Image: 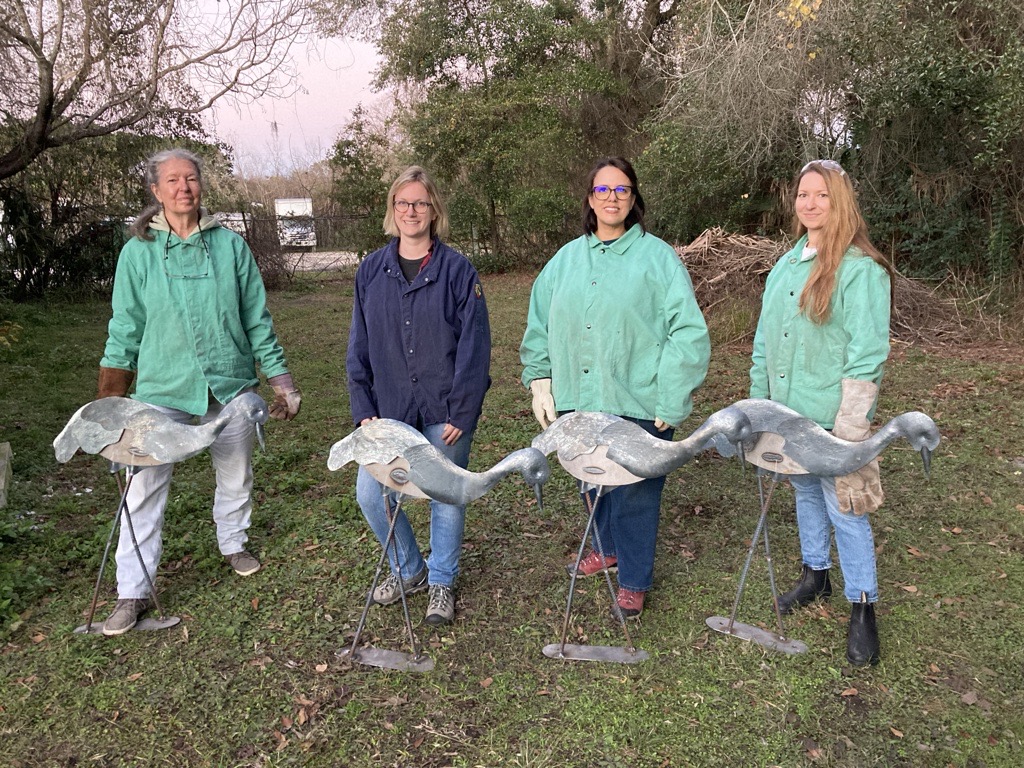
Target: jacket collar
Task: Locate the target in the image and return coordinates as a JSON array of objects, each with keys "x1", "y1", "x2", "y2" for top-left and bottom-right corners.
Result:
[
  {"x1": 150, "y1": 208, "x2": 221, "y2": 239},
  {"x1": 586, "y1": 223, "x2": 645, "y2": 253},
  {"x1": 384, "y1": 236, "x2": 444, "y2": 282}
]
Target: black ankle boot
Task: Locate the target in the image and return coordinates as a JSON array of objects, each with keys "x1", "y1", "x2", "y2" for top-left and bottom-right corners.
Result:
[
  {"x1": 847, "y1": 594, "x2": 880, "y2": 666},
  {"x1": 776, "y1": 565, "x2": 832, "y2": 614}
]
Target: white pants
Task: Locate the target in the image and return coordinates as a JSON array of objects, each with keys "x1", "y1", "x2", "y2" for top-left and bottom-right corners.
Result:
[{"x1": 114, "y1": 399, "x2": 256, "y2": 598}]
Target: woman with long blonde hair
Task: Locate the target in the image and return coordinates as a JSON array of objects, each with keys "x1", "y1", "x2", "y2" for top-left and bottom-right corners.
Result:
[{"x1": 750, "y1": 159, "x2": 893, "y2": 666}]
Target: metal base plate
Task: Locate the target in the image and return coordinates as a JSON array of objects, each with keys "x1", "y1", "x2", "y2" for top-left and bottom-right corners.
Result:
[
  {"x1": 337, "y1": 646, "x2": 434, "y2": 673},
  {"x1": 705, "y1": 616, "x2": 808, "y2": 655},
  {"x1": 542, "y1": 643, "x2": 649, "y2": 664},
  {"x1": 73, "y1": 616, "x2": 181, "y2": 635}
]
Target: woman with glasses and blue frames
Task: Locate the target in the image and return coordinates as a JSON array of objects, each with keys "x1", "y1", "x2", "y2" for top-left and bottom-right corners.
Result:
[
  {"x1": 750, "y1": 159, "x2": 894, "y2": 665},
  {"x1": 520, "y1": 156, "x2": 710, "y2": 621},
  {"x1": 96, "y1": 148, "x2": 301, "y2": 635},
  {"x1": 346, "y1": 166, "x2": 491, "y2": 627}
]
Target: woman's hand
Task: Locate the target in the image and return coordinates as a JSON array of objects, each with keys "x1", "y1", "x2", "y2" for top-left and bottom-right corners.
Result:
[{"x1": 441, "y1": 423, "x2": 463, "y2": 445}]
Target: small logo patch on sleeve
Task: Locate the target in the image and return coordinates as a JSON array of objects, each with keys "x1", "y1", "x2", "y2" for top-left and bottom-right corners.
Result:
[{"x1": 474, "y1": 282, "x2": 483, "y2": 298}]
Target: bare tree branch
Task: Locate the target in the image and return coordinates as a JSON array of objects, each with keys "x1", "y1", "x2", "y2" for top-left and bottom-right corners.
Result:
[{"x1": 0, "y1": 0, "x2": 317, "y2": 180}]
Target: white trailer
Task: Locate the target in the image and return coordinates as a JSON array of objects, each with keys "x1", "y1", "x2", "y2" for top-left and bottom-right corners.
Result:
[{"x1": 274, "y1": 197, "x2": 316, "y2": 248}]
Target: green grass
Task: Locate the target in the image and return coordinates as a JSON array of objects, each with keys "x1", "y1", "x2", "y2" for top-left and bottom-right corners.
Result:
[{"x1": 1, "y1": 273, "x2": 1023, "y2": 767}]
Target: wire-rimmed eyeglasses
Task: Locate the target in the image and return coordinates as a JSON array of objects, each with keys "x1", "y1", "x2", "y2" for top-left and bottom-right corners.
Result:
[
  {"x1": 162, "y1": 227, "x2": 210, "y2": 279},
  {"x1": 591, "y1": 184, "x2": 634, "y2": 201},
  {"x1": 393, "y1": 200, "x2": 433, "y2": 213},
  {"x1": 801, "y1": 159, "x2": 846, "y2": 177}
]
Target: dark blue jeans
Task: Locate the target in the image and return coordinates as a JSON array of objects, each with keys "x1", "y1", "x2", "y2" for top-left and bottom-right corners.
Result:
[{"x1": 584, "y1": 417, "x2": 673, "y2": 593}]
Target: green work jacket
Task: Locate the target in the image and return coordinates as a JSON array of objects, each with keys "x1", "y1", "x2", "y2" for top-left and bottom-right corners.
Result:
[
  {"x1": 101, "y1": 216, "x2": 289, "y2": 416},
  {"x1": 750, "y1": 236, "x2": 891, "y2": 428},
  {"x1": 520, "y1": 224, "x2": 710, "y2": 426}
]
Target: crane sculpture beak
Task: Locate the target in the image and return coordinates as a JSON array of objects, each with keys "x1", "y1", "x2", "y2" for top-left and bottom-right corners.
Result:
[
  {"x1": 920, "y1": 446, "x2": 932, "y2": 479},
  {"x1": 256, "y1": 422, "x2": 266, "y2": 452},
  {"x1": 533, "y1": 483, "x2": 544, "y2": 514}
]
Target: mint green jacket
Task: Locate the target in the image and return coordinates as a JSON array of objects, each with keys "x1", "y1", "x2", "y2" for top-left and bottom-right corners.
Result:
[
  {"x1": 101, "y1": 216, "x2": 289, "y2": 416},
  {"x1": 520, "y1": 224, "x2": 710, "y2": 426},
  {"x1": 750, "y1": 236, "x2": 891, "y2": 428}
]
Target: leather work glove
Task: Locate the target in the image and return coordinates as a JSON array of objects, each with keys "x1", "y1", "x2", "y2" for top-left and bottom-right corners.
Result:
[
  {"x1": 267, "y1": 373, "x2": 302, "y2": 421},
  {"x1": 832, "y1": 378, "x2": 885, "y2": 515},
  {"x1": 529, "y1": 378, "x2": 557, "y2": 429},
  {"x1": 97, "y1": 367, "x2": 135, "y2": 399}
]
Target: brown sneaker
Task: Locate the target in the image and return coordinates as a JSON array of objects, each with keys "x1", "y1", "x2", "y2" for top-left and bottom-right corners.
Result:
[
  {"x1": 565, "y1": 550, "x2": 618, "y2": 578},
  {"x1": 226, "y1": 550, "x2": 261, "y2": 576},
  {"x1": 610, "y1": 588, "x2": 645, "y2": 621},
  {"x1": 102, "y1": 598, "x2": 151, "y2": 636}
]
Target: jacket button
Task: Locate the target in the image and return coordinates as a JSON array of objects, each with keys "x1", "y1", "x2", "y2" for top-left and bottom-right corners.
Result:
[
  {"x1": 583, "y1": 368, "x2": 589, "y2": 374},
  {"x1": 408, "y1": 349, "x2": 414, "y2": 354},
  {"x1": 411, "y1": 377, "x2": 417, "y2": 383},
  {"x1": 586, "y1": 324, "x2": 591, "y2": 330}
]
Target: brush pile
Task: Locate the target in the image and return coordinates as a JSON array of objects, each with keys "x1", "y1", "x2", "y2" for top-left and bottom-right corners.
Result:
[{"x1": 677, "y1": 228, "x2": 992, "y2": 346}]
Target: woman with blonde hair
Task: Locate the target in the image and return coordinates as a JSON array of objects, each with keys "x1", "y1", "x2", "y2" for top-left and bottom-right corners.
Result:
[
  {"x1": 750, "y1": 159, "x2": 894, "y2": 665},
  {"x1": 346, "y1": 166, "x2": 491, "y2": 626}
]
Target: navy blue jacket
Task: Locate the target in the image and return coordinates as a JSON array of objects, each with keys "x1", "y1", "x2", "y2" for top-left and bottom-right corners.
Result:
[{"x1": 346, "y1": 237, "x2": 491, "y2": 433}]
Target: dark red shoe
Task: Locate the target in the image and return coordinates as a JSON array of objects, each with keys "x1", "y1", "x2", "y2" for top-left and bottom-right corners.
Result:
[
  {"x1": 565, "y1": 550, "x2": 617, "y2": 578},
  {"x1": 611, "y1": 588, "x2": 645, "y2": 621}
]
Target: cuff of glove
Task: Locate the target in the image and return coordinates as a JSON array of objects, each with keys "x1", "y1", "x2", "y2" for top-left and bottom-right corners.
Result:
[
  {"x1": 833, "y1": 378, "x2": 878, "y2": 441},
  {"x1": 97, "y1": 367, "x2": 135, "y2": 399}
]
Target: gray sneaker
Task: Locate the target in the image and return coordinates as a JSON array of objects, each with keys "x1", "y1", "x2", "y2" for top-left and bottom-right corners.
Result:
[
  {"x1": 102, "y1": 598, "x2": 150, "y2": 636},
  {"x1": 372, "y1": 566, "x2": 428, "y2": 605},
  {"x1": 226, "y1": 550, "x2": 261, "y2": 576},
  {"x1": 424, "y1": 584, "x2": 455, "y2": 626}
]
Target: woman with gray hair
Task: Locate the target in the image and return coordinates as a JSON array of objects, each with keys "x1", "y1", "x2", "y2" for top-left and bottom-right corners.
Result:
[
  {"x1": 346, "y1": 165, "x2": 491, "y2": 626},
  {"x1": 97, "y1": 148, "x2": 301, "y2": 635}
]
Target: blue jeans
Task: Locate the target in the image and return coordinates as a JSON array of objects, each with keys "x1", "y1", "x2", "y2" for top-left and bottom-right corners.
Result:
[
  {"x1": 355, "y1": 423, "x2": 473, "y2": 588},
  {"x1": 585, "y1": 417, "x2": 672, "y2": 593},
  {"x1": 788, "y1": 473, "x2": 878, "y2": 603}
]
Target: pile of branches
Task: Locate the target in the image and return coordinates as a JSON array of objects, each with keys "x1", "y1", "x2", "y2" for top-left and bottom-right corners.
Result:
[{"x1": 678, "y1": 227, "x2": 990, "y2": 346}]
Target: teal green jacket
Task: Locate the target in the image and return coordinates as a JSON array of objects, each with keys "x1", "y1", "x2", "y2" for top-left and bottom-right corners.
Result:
[
  {"x1": 750, "y1": 236, "x2": 891, "y2": 428},
  {"x1": 520, "y1": 224, "x2": 710, "y2": 426},
  {"x1": 101, "y1": 215, "x2": 289, "y2": 416}
]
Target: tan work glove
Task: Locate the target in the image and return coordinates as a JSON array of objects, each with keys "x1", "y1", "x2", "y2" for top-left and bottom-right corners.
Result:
[
  {"x1": 97, "y1": 367, "x2": 135, "y2": 399},
  {"x1": 832, "y1": 378, "x2": 885, "y2": 515},
  {"x1": 267, "y1": 373, "x2": 302, "y2": 421},
  {"x1": 529, "y1": 378, "x2": 557, "y2": 429}
]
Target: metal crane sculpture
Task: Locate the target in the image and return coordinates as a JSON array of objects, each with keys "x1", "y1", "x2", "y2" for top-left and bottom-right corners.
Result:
[
  {"x1": 532, "y1": 408, "x2": 755, "y2": 663},
  {"x1": 703, "y1": 398, "x2": 940, "y2": 655},
  {"x1": 53, "y1": 393, "x2": 269, "y2": 634},
  {"x1": 601, "y1": 404, "x2": 754, "y2": 478},
  {"x1": 328, "y1": 418, "x2": 551, "y2": 672},
  {"x1": 531, "y1": 411, "x2": 655, "y2": 664}
]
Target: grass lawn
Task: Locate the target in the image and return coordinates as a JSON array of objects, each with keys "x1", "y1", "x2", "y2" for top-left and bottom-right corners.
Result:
[{"x1": 1, "y1": 269, "x2": 1022, "y2": 767}]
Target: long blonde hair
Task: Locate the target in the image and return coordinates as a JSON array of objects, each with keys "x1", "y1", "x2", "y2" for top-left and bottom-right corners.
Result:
[{"x1": 794, "y1": 161, "x2": 893, "y2": 323}]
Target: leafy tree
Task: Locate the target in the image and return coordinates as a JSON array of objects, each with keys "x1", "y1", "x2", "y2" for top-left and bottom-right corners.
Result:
[
  {"x1": 326, "y1": 0, "x2": 682, "y2": 267},
  {"x1": 655, "y1": 0, "x2": 1024, "y2": 277}
]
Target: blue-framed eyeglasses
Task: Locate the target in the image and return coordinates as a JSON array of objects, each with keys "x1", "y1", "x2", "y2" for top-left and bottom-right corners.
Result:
[
  {"x1": 801, "y1": 159, "x2": 846, "y2": 177},
  {"x1": 591, "y1": 184, "x2": 634, "y2": 200},
  {"x1": 162, "y1": 227, "x2": 210, "y2": 279},
  {"x1": 393, "y1": 200, "x2": 433, "y2": 213}
]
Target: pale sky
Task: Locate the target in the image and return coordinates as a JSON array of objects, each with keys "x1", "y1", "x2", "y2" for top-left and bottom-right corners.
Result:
[{"x1": 208, "y1": 37, "x2": 382, "y2": 174}]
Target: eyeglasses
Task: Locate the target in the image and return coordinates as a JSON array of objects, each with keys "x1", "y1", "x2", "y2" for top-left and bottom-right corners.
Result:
[
  {"x1": 801, "y1": 159, "x2": 846, "y2": 177},
  {"x1": 393, "y1": 200, "x2": 433, "y2": 213},
  {"x1": 591, "y1": 184, "x2": 634, "y2": 201},
  {"x1": 162, "y1": 228, "x2": 210, "y2": 279}
]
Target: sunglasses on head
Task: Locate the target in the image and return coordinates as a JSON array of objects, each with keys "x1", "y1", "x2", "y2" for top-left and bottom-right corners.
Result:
[{"x1": 801, "y1": 159, "x2": 846, "y2": 177}]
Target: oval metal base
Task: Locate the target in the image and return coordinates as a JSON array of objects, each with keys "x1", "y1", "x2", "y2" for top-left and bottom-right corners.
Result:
[
  {"x1": 542, "y1": 643, "x2": 649, "y2": 664},
  {"x1": 705, "y1": 616, "x2": 808, "y2": 655},
  {"x1": 74, "y1": 616, "x2": 181, "y2": 635},
  {"x1": 338, "y1": 646, "x2": 434, "y2": 673}
]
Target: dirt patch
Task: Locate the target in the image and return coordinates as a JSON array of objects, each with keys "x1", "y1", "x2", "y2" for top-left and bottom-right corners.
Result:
[{"x1": 288, "y1": 251, "x2": 359, "y2": 272}]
